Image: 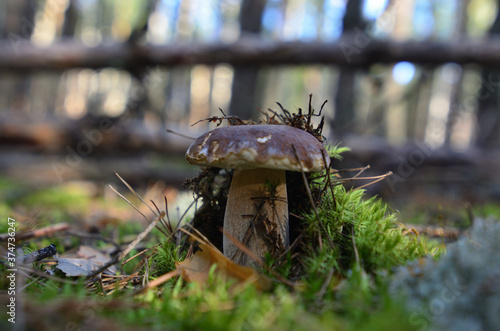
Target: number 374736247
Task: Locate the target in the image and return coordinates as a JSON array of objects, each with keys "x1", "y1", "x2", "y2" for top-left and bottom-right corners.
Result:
[{"x1": 7, "y1": 217, "x2": 16, "y2": 268}]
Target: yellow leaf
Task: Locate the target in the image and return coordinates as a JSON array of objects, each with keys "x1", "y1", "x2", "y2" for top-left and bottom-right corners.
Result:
[{"x1": 176, "y1": 243, "x2": 272, "y2": 291}]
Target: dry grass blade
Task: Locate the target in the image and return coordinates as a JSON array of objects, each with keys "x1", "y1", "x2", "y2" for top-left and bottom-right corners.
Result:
[
  {"x1": 315, "y1": 266, "x2": 335, "y2": 304},
  {"x1": 122, "y1": 244, "x2": 160, "y2": 266},
  {"x1": 115, "y1": 172, "x2": 158, "y2": 217},
  {"x1": 134, "y1": 269, "x2": 181, "y2": 295},
  {"x1": 351, "y1": 165, "x2": 370, "y2": 179},
  {"x1": 219, "y1": 228, "x2": 264, "y2": 266},
  {"x1": 118, "y1": 211, "x2": 165, "y2": 261},
  {"x1": 351, "y1": 171, "x2": 393, "y2": 191},
  {"x1": 0, "y1": 223, "x2": 69, "y2": 242},
  {"x1": 166, "y1": 128, "x2": 196, "y2": 140},
  {"x1": 178, "y1": 228, "x2": 273, "y2": 291},
  {"x1": 134, "y1": 226, "x2": 275, "y2": 295},
  {"x1": 291, "y1": 144, "x2": 335, "y2": 251},
  {"x1": 181, "y1": 225, "x2": 218, "y2": 251},
  {"x1": 108, "y1": 184, "x2": 151, "y2": 224},
  {"x1": 221, "y1": 229, "x2": 297, "y2": 288},
  {"x1": 86, "y1": 255, "x2": 120, "y2": 279}
]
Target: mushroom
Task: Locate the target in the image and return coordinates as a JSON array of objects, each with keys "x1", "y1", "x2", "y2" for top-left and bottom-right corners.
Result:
[{"x1": 186, "y1": 124, "x2": 330, "y2": 266}]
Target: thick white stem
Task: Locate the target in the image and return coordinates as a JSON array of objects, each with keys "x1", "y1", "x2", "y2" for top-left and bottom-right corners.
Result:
[{"x1": 223, "y1": 168, "x2": 289, "y2": 266}]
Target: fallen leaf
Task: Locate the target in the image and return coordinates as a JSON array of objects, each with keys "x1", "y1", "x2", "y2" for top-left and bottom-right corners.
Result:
[
  {"x1": 55, "y1": 246, "x2": 117, "y2": 276},
  {"x1": 176, "y1": 243, "x2": 272, "y2": 291}
]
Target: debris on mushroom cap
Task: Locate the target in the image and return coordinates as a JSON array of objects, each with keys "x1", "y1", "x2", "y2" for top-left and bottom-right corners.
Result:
[{"x1": 186, "y1": 124, "x2": 330, "y2": 172}]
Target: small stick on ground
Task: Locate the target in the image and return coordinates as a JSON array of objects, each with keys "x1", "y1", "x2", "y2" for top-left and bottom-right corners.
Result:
[
  {"x1": 118, "y1": 211, "x2": 165, "y2": 261},
  {"x1": 0, "y1": 223, "x2": 69, "y2": 242},
  {"x1": 18, "y1": 244, "x2": 57, "y2": 265}
]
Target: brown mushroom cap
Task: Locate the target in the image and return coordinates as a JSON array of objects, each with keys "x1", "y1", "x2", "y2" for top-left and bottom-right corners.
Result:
[{"x1": 186, "y1": 124, "x2": 330, "y2": 172}]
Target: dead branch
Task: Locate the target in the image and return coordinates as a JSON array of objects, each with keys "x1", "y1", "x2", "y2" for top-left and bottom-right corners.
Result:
[
  {"x1": 0, "y1": 223, "x2": 69, "y2": 242},
  {"x1": 3, "y1": 34, "x2": 500, "y2": 72}
]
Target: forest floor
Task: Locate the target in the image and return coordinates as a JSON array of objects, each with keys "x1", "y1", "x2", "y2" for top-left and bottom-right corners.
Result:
[{"x1": 0, "y1": 170, "x2": 499, "y2": 331}]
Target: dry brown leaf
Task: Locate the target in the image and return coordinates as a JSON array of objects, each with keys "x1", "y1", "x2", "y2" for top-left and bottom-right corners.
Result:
[
  {"x1": 55, "y1": 246, "x2": 117, "y2": 276},
  {"x1": 176, "y1": 243, "x2": 272, "y2": 291}
]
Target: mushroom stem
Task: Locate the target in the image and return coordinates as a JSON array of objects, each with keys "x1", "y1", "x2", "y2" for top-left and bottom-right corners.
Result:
[{"x1": 223, "y1": 168, "x2": 289, "y2": 266}]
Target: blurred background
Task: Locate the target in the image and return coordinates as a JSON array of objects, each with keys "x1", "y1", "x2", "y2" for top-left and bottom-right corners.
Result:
[{"x1": 0, "y1": 0, "x2": 499, "y2": 220}]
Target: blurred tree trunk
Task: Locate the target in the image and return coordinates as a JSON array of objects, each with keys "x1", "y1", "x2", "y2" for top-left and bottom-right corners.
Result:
[
  {"x1": 332, "y1": 0, "x2": 365, "y2": 137},
  {"x1": 62, "y1": 0, "x2": 78, "y2": 39},
  {"x1": 476, "y1": 0, "x2": 500, "y2": 148},
  {"x1": 125, "y1": 0, "x2": 159, "y2": 121},
  {"x1": 412, "y1": 68, "x2": 433, "y2": 141},
  {"x1": 0, "y1": 0, "x2": 36, "y2": 114},
  {"x1": 228, "y1": 0, "x2": 266, "y2": 120},
  {"x1": 444, "y1": 0, "x2": 469, "y2": 146}
]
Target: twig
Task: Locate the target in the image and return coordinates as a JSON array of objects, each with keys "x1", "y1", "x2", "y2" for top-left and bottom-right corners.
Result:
[
  {"x1": 166, "y1": 129, "x2": 196, "y2": 140},
  {"x1": 351, "y1": 226, "x2": 360, "y2": 266},
  {"x1": 133, "y1": 269, "x2": 180, "y2": 295},
  {"x1": 122, "y1": 244, "x2": 160, "y2": 266},
  {"x1": 315, "y1": 267, "x2": 335, "y2": 304},
  {"x1": 108, "y1": 185, "x2": 151, "y2": 224},
  {"x1": 0, "y1": 223, "x2": 69, "y2": 242},
  {"x1": 291, "y1": 145, "x2": 335, "y2": 251},
  {"x1": 18, "y1": 244, "x2": 57, "y2": 265},
  {"x1": 115, "y1": 172, "x2": 158, "y2": 217},
  {"x1": 221, "y1": 228, "x2": 297, "y2": 288},
  {"x1": 400, "y1": 224, "x2": 462, "y2": 240},
  {"x1": 118, "y1": 211, "x2": 165, "y2": 261},
  {"x1": 351, "y1": 172, "x2": 393, "y2": 191},
  {"x1": 86, "y1": 254, "x2": 121, "y2": 279}
]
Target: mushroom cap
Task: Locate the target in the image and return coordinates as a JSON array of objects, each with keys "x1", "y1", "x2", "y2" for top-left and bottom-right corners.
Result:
[{"x1": 186, "y1": 124, "x2": 330, "y2": 172}]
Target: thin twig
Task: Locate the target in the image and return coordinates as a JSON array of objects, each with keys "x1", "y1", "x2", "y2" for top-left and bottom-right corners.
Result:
[
  {"x1": 108, "y1": 185, "x2": 151, "y2": 224},
  {"x1": 0, "y1": 223, "x2": 69, "y2": 242},
  {"x1": 133, "y1": 269, "x2": 180, "y2": 295},
  {"x1": 291, "y1": 145, "x2": 335, "y2": 251},
  {"x1": 122, "y1": 244, "x2": 160, "y2": 266},
  {"x1": 166, "y1": 129, "x2": 196, "y2": 140},
  {"x1": 86, "y1": 254, "x2": 121, "y2": 279},
  {"x1": 315, "y1": 267, "x2": 335, "y2": 304},
  {"x1": 351, "y1": 226, "x2": 360, "y2": 266},
  {"x1": 118, "y1": 211, "x2": 165, "y2": 261},
  {"x1": 18, "y1": 244, "x2": 57, "y2": 264},
  {"x1": 115, "y1": 172, "x2": 158, "y2": 217},
  {"x1": 351, "y1": 172, "x2": 393, "y2": 191},
  {"x1": 221, "y1": 228, "x2": 297, "y2": 288}
]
